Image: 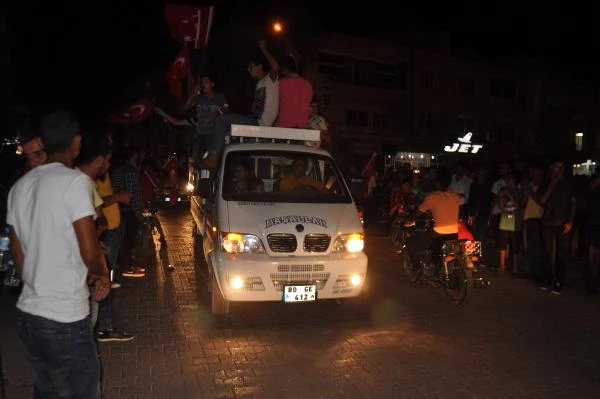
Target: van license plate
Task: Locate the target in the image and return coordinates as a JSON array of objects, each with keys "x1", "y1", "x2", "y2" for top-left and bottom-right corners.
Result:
[{"x1": 283, "y1": 285, "x2": 317, "y2": 303}]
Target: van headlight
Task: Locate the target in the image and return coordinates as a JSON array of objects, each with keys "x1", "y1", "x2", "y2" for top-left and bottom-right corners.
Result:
[
  {"x1": 332, "y1": 233, "x2": 364, "y2": 253},
  {"x1": 221, "y1": 233, "x2": 265, "y2": 254}
]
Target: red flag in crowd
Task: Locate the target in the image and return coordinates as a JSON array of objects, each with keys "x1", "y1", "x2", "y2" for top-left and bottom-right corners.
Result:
[
  {"x1": 167, "y1": 45, "x2": 191, "y2": 101},
  {"x1": 164, "y1": 4, "x2": 214, "y2": 49},
  {"x1": 362, "y1": 152, "x2": 378, "y2": 176},
  {"x1": 162, "y1": 154, "x2": 180, "y2": 207},
  {"x1": 106, "y1": 98, "x2": 155, "y2": 125},
  {"x1": 458, "y1": 220, "x2": 475, "y2": 241}
]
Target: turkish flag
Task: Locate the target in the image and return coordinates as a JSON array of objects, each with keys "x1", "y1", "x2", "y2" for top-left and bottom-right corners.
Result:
[
  {"x1": 458, "y1": 221, "x2": 474, "y2": 241},
  {"x1": 162, "y1": 154, "x2": 180, "y2": 207},
  {"x1": 362, "y1": 152, "x2": 378, "y2": 176},
  {"x1": 167, "y1": 45, "x2": 191, "y2": 101},
  {"x1": 106, "y1": 98, "x2": 155, "y2": 125},
  {"x1": 164, "y1": 4, "x2": 214, "y2": 49}
]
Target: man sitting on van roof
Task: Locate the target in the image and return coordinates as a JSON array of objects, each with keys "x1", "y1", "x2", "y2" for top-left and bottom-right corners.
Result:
[{"x1": 280, "y1": 157, "x2": 328, "y2": 193}]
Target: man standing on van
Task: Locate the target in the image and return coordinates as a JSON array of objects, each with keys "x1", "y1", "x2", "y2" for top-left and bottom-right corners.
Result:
[{"x1": 7, "y1": 111, "x2": 110, "y2": 398}]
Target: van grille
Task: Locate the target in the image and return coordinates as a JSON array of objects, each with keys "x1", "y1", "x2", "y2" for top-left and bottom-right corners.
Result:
[
  {"x1": 303, "y1": 234, "x2": 331, "y2": 252},
  {"x1": 267, "y1": 234, "x2": 297, "y2": 252},
  {"x1": 270, "y1": 272, "x2": 330, "y2": 291},
  {"x1": 277, "y1": 264, "x2": 325, "y2": 272}
]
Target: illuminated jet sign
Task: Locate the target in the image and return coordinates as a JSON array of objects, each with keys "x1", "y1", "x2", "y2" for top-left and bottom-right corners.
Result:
[{"x1": 444, "y1": 132, "x2": 483, "y2": 154}]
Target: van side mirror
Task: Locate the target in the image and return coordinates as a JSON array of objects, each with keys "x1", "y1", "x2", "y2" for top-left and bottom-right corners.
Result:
[{"x1": 197, "y1": 169, "x2": 212, "y2": 198}]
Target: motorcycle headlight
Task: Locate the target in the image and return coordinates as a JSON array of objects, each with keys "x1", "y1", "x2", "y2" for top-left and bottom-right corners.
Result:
[
  {"x1": 221, "y1": 233, "x2": 265, "y2": 254},
  {"x1": 332, "y1": 233, "x2": 364, "y2": 253}
]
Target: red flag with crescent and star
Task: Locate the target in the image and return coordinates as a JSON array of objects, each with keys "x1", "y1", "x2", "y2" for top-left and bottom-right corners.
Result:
[
  {"x1": 167, "y1": 45, "x2": 191, "y2": 101},
  {"x1": 106, "y1": 98, "x2": 155, "y2": 125},
  {"x1": 164, "y1": 4, "x2": 214, "y2": 49},
  {"x1": 162, "y1": 153, "x2": 180, "y2": 207}
]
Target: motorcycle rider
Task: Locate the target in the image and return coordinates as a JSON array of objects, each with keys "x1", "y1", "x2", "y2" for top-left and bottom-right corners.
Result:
[{"x1": 405, "y1": 170, "x2": 461, "y2": 267}]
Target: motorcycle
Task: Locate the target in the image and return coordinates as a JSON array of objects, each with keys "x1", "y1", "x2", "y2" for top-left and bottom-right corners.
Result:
[
  {"x1": 391, "y1": 213, "x2": 481, "y2": 307},
  {"x1": 0, "y1": 227, "x2": 22, "y2": 293},
  {"x1": 0, "y1": 137, "x2": 24, "y2": 294}
]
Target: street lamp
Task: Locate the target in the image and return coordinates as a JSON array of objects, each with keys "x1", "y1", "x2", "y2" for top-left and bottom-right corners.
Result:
[
  {"x1": 575, "y1": 132, "x2": 583, "y2": 151},
  {"x1": 272, "y1": 21, "x2": 283, "y2": 34}
]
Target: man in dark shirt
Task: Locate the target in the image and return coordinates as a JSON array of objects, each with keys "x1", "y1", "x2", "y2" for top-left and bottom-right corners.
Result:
[
  {"x1": 538, "y1": 159, "x2": 576, "y2": 294},
  {"x1": 585, "y1": 172, "x2": 600, "y2": 294},
  {"x1": 112, "y1": 147, "x2": 145, "y2": 278},
  {"x1": 155, "y1": 73, "x2": 228, "y2": 162},
  {"x1": 467, "y1": 165, "x2": 492, "y2": 260}
]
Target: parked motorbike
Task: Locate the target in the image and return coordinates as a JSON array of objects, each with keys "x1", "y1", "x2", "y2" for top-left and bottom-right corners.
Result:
[
  {"x1": 391, "y1": 213, "x2": 480, "y2": 307},
  {"x1": 0, "y1": 227, "x2": 22, "y2": 293}
]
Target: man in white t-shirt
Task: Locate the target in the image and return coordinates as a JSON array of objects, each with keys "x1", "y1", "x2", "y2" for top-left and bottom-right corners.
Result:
[
  {"x1": 204, "y1": 41, "x2": 279, "y2": 167},
  {"x1": 7, "y1": 111, "x2": 110, "y2": 398},
  {"x1": 448, "y1": 163, "x2": 473, "y2": 220}
]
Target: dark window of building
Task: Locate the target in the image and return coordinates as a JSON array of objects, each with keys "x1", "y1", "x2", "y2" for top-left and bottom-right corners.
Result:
[
  {"x1": 459, "y1": 76, "x2": 475, "y2": 96},
  {"x1": 490, "y1": 79, "x2": 516, "y2": 99},
  {"x1": 421, "y1": 70, "x2": 434, "y2": 89},
  {"x1": 318, "y1": 52, "x2": 406, "y2": 89},
  {"x1": 492, "y1": 122, "x2": 516, "y2": 142},
  {"x1": 318, "y1": 53, "x2": 352, "y2": 82},
  {"x1": 346, "y1": 110, "x2": 369, "y2": 127},
  {"x1": 503, "y1": 124, "x2": 515, "y2": 141},
  {"x1": 456, "y1": 116, "x2": 473, "y2": 133},
  {"x1": 373, "y1": 112, "x2": 390, "y2": 129},
  {"x1": 373, "y1": 113, "x2": 380, "y2": 128},
  {"x1": 370, "y1": 62, "x2": 407, "y2": 89},
  {"x1": 420, "y1": 113, "x2": 433, "y2": 129}
]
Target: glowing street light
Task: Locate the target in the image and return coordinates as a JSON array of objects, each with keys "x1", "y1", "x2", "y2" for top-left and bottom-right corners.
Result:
[{"x1": 272, "y1": 21, "x2": 283, "y2": 34}]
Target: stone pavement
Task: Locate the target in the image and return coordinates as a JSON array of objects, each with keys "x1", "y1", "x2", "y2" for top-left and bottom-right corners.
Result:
[{"x1": 2, "y1": 205, "x2": 600, "y2": 398}]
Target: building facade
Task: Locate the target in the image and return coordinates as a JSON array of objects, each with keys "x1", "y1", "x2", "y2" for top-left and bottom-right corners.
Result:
[
  {"x1": 209, "y1": 25, "x2": 599, "y2": 171},
  {"x1": 307, "y1": 34, "x2": 599, "y2": 170}
]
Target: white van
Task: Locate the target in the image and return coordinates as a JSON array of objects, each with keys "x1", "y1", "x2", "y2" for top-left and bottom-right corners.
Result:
[{"x1": 190, "y1": 125, "x2": 368, "y2": 314}]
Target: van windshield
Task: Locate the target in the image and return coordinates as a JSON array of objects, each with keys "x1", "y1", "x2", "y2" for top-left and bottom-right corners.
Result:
[{"x1": 222, "y1": 150, "x2": 352, "y2": 203}]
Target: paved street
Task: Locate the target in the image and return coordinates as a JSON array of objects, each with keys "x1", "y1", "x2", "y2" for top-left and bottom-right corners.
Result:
[{"x1": 2, "y1": 205, "x2": 600, "y2": 398}]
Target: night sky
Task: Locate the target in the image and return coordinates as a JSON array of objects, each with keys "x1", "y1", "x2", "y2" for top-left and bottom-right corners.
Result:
[{"x1": 7, "y1": 0, "x2": 599, "y2": 128}]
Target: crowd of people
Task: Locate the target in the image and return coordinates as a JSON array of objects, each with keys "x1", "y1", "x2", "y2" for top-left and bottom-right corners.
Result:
[
  {"x1": 363, "y1": 158, "x2": 600, "y2": 296},
  {"x1": 8, "y1": 34, "x2": 600, "y2": 397},
  {"x1": 4, "y1": 111, "x2": 185, "y2": 397}
]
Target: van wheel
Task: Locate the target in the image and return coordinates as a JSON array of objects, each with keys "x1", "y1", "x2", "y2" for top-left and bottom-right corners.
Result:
[
  {"x1": 193, "y1": 224, "x2": 206, "y2": 269},
  {"x1": 211, "y1": 272, "x2": 230, "y2": 315}
]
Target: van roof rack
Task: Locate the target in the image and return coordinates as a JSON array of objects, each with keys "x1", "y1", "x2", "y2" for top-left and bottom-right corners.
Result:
[{"x1": 230, "y1": 125, "x2": 320, "y2": 144}]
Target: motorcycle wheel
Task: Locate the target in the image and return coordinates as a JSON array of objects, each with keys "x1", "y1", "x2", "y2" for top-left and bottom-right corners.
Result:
[
  {"x1": 443, "y1": 261, "x2": 472, "y2": 307},
  {"x1": 391, "y1": 228, "x2": 404, "y2": 253},
  {"x1": 399, "y1": 251, "x2": 421, "y2": 284}
]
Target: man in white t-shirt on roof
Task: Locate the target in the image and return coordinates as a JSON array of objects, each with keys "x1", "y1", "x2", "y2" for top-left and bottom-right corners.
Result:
[{"x1": 7, "y1": 111, "x2": 110, "y2": 398}]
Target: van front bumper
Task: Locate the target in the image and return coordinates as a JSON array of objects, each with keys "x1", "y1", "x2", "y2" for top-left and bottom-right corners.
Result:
[{"x1": 209, "y1": 252, "x2": 368, "y2": 302}]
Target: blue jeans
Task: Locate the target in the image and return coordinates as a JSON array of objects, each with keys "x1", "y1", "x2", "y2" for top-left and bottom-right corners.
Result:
[
  {"x1": 542, "y1": 225, "x2": 570, "y2": 290},
  {"x1": 101, "y1": 228, "x2": 122, "y2": 272},
  {"x1": 209, "y1": 113, "x2": 258, "y2": 153},
  {"x1": 95, "y1": 227, "x2": 122, "y2": 331},
  {"x1": 16, "y1": 310, "x2": 100, "y2": 398}
]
